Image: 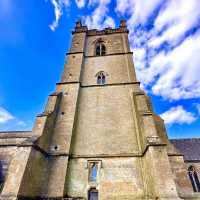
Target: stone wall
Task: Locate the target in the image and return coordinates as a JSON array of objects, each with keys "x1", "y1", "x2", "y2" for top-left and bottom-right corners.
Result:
[
  {"x1": 81, "y1": 54, "x2": 136, "y2": 86},
  {"x1": 0, "y1": 21, "x2": 200, "y2": 200},
  {"x1": 65, "y1": 157, "x2": 144, "y2": 199},
  {"x1": 0, "y1": 131, "x2": 33, "y2": 195},
  {"x1": 71, "y1": 85, "x2": 140, "y2": 156}
]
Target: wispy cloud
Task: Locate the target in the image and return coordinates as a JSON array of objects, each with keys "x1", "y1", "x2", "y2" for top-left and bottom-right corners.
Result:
[
  {"x1": 150, "y1": 0, "x2": 200, "y2": 46},
  {"x1": 48, "y1": 0, "x2": 70, "y2": 31},
  {"x1": 47, "y1": 0, "x2": 115, "y2": 30},
  {"x1": 115, "y1": 0, "x2": 200, "y2": 101},
  {"x1": 0, "y1": 107, "x2": 14, "y2": 123},
  {"x1": 160, "y1": 106, "x2": 197, "y2": 125},
  {"x1": 84, "y1": 0, "x2": 115, "y2": 29},
  {"x1": 0, "y1": 107, "x2": 28, "y2": 131},
  {"x1": 75, "y1": 0, "x2": 86, "y2": 8},
  {"x1": 46, "y1": 0, "x2": 200, "y2": 103},
  {"x1": 116, "y1": 0, "x2": 163, "y2": 26},
  {"x1": 151, "y1": 31, "x2": 200, "y2": 100}
]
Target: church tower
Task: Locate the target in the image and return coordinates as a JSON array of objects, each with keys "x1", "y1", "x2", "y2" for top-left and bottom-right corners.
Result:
[{"x1": 1, "y1": 20, "x2": 189, "y2": 200}]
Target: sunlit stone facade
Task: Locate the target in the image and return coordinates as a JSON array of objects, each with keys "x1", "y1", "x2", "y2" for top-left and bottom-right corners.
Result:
[{"x1": 0, "y1": 20, "x2": 199, "y2": 200}]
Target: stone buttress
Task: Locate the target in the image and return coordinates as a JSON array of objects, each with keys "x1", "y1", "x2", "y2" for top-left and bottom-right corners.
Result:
[{"x1": 0, "y1": 20, "x2": 198, "y2": 200}]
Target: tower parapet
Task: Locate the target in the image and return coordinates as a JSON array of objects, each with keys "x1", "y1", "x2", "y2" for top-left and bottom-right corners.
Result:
[
  {"x1": 73, "y1": 20, "x2": 88, "y2": 34},
  {"x1": 72, "y1": 19, "x2": 129, "y2": 35}
]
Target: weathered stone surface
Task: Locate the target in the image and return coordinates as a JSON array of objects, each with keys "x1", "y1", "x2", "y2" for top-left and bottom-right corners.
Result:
[{"x1": 0, "y1": 20, "x2": 199, "y2": 200}]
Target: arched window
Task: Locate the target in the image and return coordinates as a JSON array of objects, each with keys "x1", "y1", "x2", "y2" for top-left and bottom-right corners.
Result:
[
  {"x1": 89, "y1": 163, "x2": 97, "y2": 182},
  {"x1": 96, "y1": 42, "x2": 106, "y2": 56},
  {"x1": 96, "y1": 72, "x2": 106, "y2": 85},
  {"x1": 88, "y1": 188, "x2": 98, "y2": 200},
  {"x1": 188, "y1": 166, "x2": 200, "y2": 192},
  {"x1": 0, "y1": 161, "x2": 4, "y2": 192}
]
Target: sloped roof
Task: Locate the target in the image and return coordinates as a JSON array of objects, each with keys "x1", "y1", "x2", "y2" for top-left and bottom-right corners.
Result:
[{"x1": 170, "y1": 138, "x2": 200, "y2": 161}]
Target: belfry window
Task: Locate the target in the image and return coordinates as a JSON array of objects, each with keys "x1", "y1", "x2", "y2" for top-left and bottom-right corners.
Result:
[
  {"x1": 97, "y1": 72, "x2": 106, "y2": 85},
  {"x1": 89, "y1": 163, "x2": 97, "y2": 182},
  {"x1": 188, "y1": 166, "x2": 200, "y2": 192},
  {"x1": 96, "y1": 42, "x2": 106, "y2": 56},
  {"x1": 88, "y1": 188, "x2": 98, "y2": 200}
]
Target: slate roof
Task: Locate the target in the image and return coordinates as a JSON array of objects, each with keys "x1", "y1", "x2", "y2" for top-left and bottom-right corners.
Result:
[{"x1": 170, "y1": 138, "x2": 200, "y2": 161}]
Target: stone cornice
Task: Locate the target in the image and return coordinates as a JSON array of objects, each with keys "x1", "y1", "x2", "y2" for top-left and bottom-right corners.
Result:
[
  {"x1": 87, "y1": 27, "x2": 129, "y2": 36},
  {"x1": 84, "y1": 52, "x2": 133, "y2": 58},
  {"x1": 56, "y1": 81, "x2": 80, "y2": 85},
  {"x1": 70, "y1": 144, "x2": 168, "y2": 159},
  {"x1": 81, "y1": 82, "x2": 140, "y2": 88},
  {"x1": 55, "y1": 81, "x2": 141, "y2": 87},
  {"x1": 66, "y1": 51, "x2": 84, "y2": 55},
  {"x1": 65, "y1": 52, "x2": 133, "y2": 57},
  {"x1": 72, "y1": 27, "x2": 129, "y2": 35}
]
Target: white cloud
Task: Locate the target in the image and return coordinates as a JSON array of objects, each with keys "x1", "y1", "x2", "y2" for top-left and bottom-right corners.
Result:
[
  {"x1": 0, "y1": 107, "x2": 14, "y2": 123},
  {"x1": 0, "y1": 107, "x2": 29, "y2": 131},
  {"x1": 48, "y1": 0, "x2": 70, "y2": 31},
  {"x1": 17, "y1": 120, "x2": 26, "y2": 127},
  {"x1": 47, "y1": 0, "x2": 114, "y2": 30},
  {"x1": 116, "y1": 0, "x2": 162, "y2": 27},
  {"x1": 117, "y1": 0, "x2": 200, "y2": 101},
  {"x1": 75, "y1": 0, "x2": 86, "y2": 8},
  {"x1": 102, "y1": 16, "x2": 115, "y2": 28},
  {"x1": 196, "y1": 104, "x2": 200, "y2": 115},
  {"x1": 160, "y1": 106, "x2": 196, "y2": 125},
  {"x1": 150, "y1": 0, "x2": 200, "y2": 47},
  {"x1": 45, "y1": 0, "x2": 200, "y2": 102},
  {"x1": 151, "y1": 30, "x2": 200, "y2": 100},
  {"x1": 115, "y1": 0, "x2": 129, "y2": 15},
  {"x1": 84, "y1": 0, "x2": 115, "y2": 29}
]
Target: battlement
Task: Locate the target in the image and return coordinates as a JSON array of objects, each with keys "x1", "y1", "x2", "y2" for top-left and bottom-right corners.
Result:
[{"x1": 72, "y1": 19, "x2": 128, "y2": 35}]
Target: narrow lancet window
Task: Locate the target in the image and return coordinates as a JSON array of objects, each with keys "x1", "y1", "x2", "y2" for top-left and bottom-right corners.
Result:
[
  {"x1": 0, "y1": 161, "x2": 4, "y2": 192},
  {"x1": 88, "y1": 188, "x2": 98, "y2": 200},
  {"x1": 96, "y1": 42, "x2": 106, "y2": 56},
  {"x1": 188, "y1": 166, "x2": 200, "y2": 192},
  {"x1": 89, "y1": 163, "x2": 97, "y2": 182},
  {"x1": 97, "y1": 72, "x2": 106, "y2": 85}
]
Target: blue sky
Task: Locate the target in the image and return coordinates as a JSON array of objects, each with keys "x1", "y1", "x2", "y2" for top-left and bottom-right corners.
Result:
[{"x1": 0, "y1": 0, "x2": 200, "y2": 139}]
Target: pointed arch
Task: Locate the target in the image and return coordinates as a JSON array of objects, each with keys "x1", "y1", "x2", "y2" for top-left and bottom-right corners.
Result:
[
  {"x1": 96, "y1": 71, "x2": 106, "y2": 85},
  {"x1": 188, "y1": 165, "x2": 200, "y2": 192},
  {"x1": 88, "y1": 187, "x2": 98, "y2": 200},
  {"x1": 89, "y1": 163, "x2": 97, "y2": 182},
  {"x1": 0, "y1": 161, "x2": 4, "y2": 192},
  {"x1": 95, "y1": 40, "x2": 106, "y2": 56}
]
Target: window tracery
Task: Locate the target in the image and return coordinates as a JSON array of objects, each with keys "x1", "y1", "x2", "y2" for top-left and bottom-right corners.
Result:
[
  {"x1": 96, "y1": 71, "x2": 106, "y2": 85},
  {"x1": 96, "y1": 42, "x2": 106, "y2": 56},
  {"x1": 188, "y1": 165, "x2": 200, "y2": 192}
]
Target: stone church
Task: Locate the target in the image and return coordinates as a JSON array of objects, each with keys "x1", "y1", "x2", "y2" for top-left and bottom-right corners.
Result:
[{"x1": 0, "y1": 20, "x2": 200, "y2": 200}]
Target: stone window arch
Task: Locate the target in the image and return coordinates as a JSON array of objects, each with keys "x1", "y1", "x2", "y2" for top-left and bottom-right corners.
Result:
[
  {"x1": 95, "y1": 41, "x2": 106, "y2": 56},
  {"x1": 188, "y1": 165, "x2": 200, "y2": 192},
  {"x1": 0, "y1": 161, "x2": 4, "y2": 192},
  {"x1": 89, "y1": 163, "x2": 97, "y2": 182},
  {"x1": 96, "y1": 71, "x2": 106, "y2": 85},
  {"x1": 88, "y1": 187, "x2": 98, "y2": 200}
]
